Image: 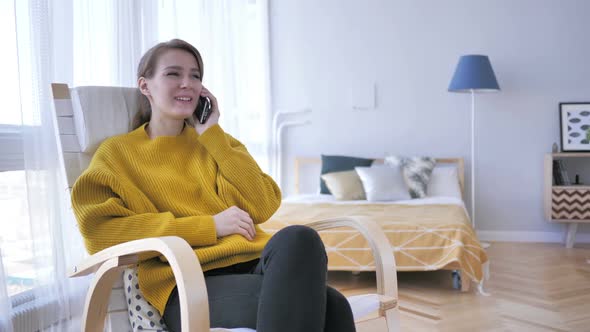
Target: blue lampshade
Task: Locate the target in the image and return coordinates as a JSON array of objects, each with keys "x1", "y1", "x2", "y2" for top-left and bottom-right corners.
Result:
[{"x1": 448, "y1": 55, "x2": 500, "y2": 92}]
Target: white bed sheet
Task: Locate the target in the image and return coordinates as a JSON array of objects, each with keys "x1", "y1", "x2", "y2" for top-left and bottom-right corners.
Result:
[
  {"x1": 283, "y1": 194, "x2": 466, "y2": 207},
  {"x1": 282, "y1": 194, "x2": 470, "y2": 218}
]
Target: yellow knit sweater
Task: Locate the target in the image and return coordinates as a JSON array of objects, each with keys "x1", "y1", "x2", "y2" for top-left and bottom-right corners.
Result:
[{"x1": 71, "y1": 123, "x2": 281, "y2": 315}]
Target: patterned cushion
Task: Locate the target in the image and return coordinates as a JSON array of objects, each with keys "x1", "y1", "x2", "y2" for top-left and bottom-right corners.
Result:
[
  {"x1": 124, "y1": 267, "x2": 168, "y2": 331},
  {"x1": 385, "y1": 156, "x2": 436, "y2": 198},
  {"x1": 320, "y1": 170, "x2": 366, "y2": 200}
]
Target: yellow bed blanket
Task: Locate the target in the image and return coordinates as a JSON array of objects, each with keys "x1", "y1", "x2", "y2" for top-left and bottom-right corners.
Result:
[{"x1": 262, "y1": 202, "x2": 488, "y2": 283}]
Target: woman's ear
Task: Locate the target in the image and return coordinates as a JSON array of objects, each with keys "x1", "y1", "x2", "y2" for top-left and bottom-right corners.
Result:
[{"x1": 138, "y1": 77, "x2": 150, "y2": 96}]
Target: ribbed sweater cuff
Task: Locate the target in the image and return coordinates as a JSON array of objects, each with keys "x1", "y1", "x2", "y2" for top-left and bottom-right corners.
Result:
[
  {"x1": 176, "y1": 215, "x2": 217, "y2": 246},
  {"x1": 197, "y1": 124, "x2": 232, "y2": 164}
]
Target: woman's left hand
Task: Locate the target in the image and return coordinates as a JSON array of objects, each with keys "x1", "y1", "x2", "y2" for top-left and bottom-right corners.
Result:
[{"x1": 194, "y1": 86, "x2": 220, "y2": 135}]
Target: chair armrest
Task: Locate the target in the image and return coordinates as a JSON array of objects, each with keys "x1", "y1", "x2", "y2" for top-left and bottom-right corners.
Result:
[
  {"x1": 70, "y1": 236, "x2": 209, "y2": 332},
  {"x1": 305, "y1": 217, "x2": 398, "y2": 299},
  {"x1": 70, "y1": 236, "x2": 189, "y2": 276}
]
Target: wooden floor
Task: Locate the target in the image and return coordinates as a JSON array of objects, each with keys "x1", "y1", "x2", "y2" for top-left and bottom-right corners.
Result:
[{"x1": 328, "y1": 242, "x2": 590, "y2": 331}]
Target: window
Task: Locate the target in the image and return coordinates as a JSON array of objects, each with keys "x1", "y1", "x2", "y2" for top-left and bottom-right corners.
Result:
[
  {"x1": 0, "y1": 0, "x2": 33, "y2": 297},
  {"x1": 0, "y1": 171, "x2": 32, "y2": 296}
]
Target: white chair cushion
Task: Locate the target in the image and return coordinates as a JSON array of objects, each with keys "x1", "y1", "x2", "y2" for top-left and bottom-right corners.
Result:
[
  {"x1": 123, "y1": 268, "x2": 380, "y2": 331},
  {"x1": 71, "y1": 86, "x2": 140, "y2": 154},
  {"x1": 347, "y1": 294, "x2": 381, "y2": 321}
]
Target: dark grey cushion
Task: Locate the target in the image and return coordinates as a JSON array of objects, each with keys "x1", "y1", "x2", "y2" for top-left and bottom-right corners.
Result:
[{"x1": 320, "y1": 155, "x2": 374, "y2": 194}]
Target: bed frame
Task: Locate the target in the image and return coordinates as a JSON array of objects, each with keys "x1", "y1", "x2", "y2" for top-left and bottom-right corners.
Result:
[{"x1": 292, "y1": 157, "x2": 471, "y2": 292}]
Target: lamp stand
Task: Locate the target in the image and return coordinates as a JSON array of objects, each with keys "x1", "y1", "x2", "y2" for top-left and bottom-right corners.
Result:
[
  {"x1": 471, "y1": 90, "x2": 490, "y2": 249},
  {"x1": 470, "y1": 90, "x2": 475, "y2": 229}
]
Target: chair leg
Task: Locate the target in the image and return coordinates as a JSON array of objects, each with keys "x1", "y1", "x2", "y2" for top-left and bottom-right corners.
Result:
[{"x1": 385, "y1": 308, "x2": 401, "y2": 332}]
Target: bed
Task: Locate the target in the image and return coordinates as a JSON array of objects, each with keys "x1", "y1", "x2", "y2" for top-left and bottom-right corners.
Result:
[{"x1": 261, "y1": 157, "x2": 489, "y2": 292}]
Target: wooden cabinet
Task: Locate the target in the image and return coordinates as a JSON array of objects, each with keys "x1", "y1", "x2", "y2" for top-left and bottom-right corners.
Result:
[{"x1": 544, "y1": 153, "x2": 590, "y2": 248}]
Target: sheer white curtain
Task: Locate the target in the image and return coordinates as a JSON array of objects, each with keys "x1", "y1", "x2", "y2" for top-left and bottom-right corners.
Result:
[
  {"x1": 157, "y1": 0, "x2": 273, "y2": 171},
  {"x1": 1, "y1": 0, "x2": 271, "y2": 330},
  {"x1": 72, "y1": 0, "x2": 272, "y2": 170},
  {"x1": 71, "y1": 0, "x2": 159, "y2": 86},
  {"x1": 0, "y1": 1, "x2": 89, "y2": 331}
]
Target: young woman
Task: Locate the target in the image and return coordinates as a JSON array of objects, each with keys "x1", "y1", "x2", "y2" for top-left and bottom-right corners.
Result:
[{"x1": 71, "y1": 39, "x2": 355, "y2": 332}]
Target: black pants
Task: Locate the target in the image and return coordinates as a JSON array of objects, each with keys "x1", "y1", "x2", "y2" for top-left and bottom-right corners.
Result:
[{"x1": 163, "y1": 225, "x2": 356, "y2": 332}]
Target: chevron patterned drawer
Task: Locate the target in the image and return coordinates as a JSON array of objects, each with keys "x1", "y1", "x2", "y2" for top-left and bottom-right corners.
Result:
[{"x1": 552, "y1": 188, "x2": 590, "y2": 220}]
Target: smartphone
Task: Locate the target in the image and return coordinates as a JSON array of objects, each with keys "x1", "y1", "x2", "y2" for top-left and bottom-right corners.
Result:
[{"x1": 195, "y1": 96, "x2": 212, "y2": 124}]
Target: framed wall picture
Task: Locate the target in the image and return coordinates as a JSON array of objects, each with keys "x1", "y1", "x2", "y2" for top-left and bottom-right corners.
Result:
[{"x1": 560, "y1": 102, "x2": 590, "y2": 152}]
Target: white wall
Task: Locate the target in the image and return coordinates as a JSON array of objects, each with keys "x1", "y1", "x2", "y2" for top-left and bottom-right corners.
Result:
[{"x1": 269, "y1": 0, "x2": 590, "y2": 236}]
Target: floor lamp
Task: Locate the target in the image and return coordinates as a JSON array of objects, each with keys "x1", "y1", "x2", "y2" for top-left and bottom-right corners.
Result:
[{"x1": 448, "y1": 55, "x2": 500, "y2": 246}]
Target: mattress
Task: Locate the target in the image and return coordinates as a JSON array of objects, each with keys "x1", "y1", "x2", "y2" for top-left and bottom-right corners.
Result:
[{"x1": 261, "y1": 195, "x2": 488, "y2": 283}]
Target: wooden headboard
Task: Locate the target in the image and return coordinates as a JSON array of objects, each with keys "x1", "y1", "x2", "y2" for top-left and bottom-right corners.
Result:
[{"x1": 294, "y1": 157, "x2": 465, "y2": 197}]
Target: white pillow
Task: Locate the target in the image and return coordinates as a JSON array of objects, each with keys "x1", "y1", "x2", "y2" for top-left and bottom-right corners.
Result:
[
  {"x1": 427, "y1": 165, "x2": 462, "y2": 199},
  {"x1": 355, "y1": 165, "x2": 411, "y2": 201}
]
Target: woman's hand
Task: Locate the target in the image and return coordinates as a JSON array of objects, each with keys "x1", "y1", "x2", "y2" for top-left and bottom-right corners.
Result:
[
  {"x1": 194, "y1": 86, "x2": 220, "y2": 135},
  {"x1": 213, "y1": 206, "x2": 256, "y2": 241}
]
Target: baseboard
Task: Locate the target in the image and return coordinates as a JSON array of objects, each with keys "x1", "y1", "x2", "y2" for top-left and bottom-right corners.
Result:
[{"x1": 477, "y1": 230, "x2": 590, "y2": 243}]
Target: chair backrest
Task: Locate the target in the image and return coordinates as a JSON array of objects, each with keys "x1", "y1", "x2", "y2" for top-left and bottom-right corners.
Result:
[
  {"x1": 51, "y1": 83, "x2": 142, "y2": 332},
  {"x1": 51, "y1": 84, "x2": 141, "y2": 187}
]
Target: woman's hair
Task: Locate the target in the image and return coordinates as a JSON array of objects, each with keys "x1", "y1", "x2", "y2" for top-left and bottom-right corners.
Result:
[{"x1": 132, "y1": 39, "x2": 204, "y2": 129}]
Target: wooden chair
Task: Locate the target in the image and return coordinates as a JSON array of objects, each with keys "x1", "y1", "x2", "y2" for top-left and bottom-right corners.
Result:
[{"x1": 50, "y1": 83, "x2": 400, "y2": 332}]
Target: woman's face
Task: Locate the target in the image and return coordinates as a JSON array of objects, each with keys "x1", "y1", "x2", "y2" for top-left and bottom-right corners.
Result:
[{"x1": 141, "y1": 49, "x2": 202, "y2": 121}]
